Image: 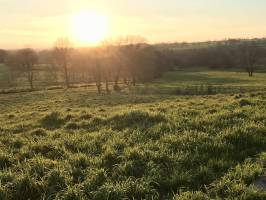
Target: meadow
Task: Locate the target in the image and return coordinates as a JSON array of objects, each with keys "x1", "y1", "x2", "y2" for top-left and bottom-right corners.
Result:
[
  {"x1": 0, "y1": 64, "x2": 11, "y2": 87},
  {"x1": 0, "y1": 70, "x2": 266, "y2": 199},
  {"x1": 133, "y1": 70, "x2": 266, "y2": 96}
]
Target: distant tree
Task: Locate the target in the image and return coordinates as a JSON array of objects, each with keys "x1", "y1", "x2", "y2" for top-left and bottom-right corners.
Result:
[
  {"x1": 94, "y1": 57, "x2": 102, "y2": 94},
  {"x1": 38, "y1": 50, "x2": 59, "y2": 85},
  {"x1": 6, "y1": 48, "x2": 38, "y2": 89},
  {"x1": 54, "y1": 38, "x2": 72, "y2": 88},
  {"x1": 238, "y1": 42, "x2": 260, "y2": 77},
  {"x1": 98, "y1": 41, "x2": 110, "y2": 94},
  {"x1": 122, "y1": 35, "x2": 147, "y2": 86},
  {"x1": 71, "y1": 49, "x2": 93, "y2": 84},
  {"x1": 88, "y1": 47, "x2": 103, "y2": 94},
  {"x1": 112, "y1": 37, "x2": 125, "y2": 90},
  {"x1": 0, "y1": 49, "x2": 7, "y2": 63}
]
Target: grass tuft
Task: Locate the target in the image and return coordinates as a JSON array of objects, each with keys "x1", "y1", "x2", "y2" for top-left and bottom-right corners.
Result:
[{"x1": 41, "y1": 112, "x2": 66, "y2": 129}]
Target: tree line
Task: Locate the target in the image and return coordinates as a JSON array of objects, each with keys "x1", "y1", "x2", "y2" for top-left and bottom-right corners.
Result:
[
  {"x1": 0, "y1": 36, "x2": 173, "y2": 92},
  {"x1": 158, "y1": 38, "x2": 266, "y2": 77},
  {"x1": 1, "y1": 38, "x2": 266, "y2": 92}
]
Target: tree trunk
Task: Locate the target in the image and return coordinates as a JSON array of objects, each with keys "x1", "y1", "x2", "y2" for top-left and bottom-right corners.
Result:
[
  {"x1": 63, "y1": 64, "x2": 69, "y2": 88},
  {"x1": 132, "y1": 76, "x2": 136, "y2": 86},
  {"x1": 29, "y1": 72, "x2": 33, "y2": 89},
  {"x1": 106, "y1": 80, "x2": 110, "y2": 94},
  {"x1": 114, "y1": 67, "x2": 121, "y2": 87},
  {"x1": 114, "y1": 77, "x2": 119, "y2": 87},
  {"x1": 247, "y1": 67, "x2": 254, "y2": 77},
  {"x1": 27, "y1": 67, "x2": 33, "y2": 90},
  {"x1": 96, "y1": 82, "x2": 101, "y2": 94},
  {"x1": 123, "y1": 78, "x2": 128, "y2": 85},
  {"x1": 250, "y1": 71, "x2": 253, "y2": 77}
]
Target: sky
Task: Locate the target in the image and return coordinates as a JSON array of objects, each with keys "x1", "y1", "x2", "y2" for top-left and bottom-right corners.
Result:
[{"x1": 1, "y1": 0, "x2": 266, "y2": 48}]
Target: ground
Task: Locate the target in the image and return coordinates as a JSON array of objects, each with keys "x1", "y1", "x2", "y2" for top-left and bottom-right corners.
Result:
[{"x1": 0, "y1": 71, "x2": 266, "y2": 199}]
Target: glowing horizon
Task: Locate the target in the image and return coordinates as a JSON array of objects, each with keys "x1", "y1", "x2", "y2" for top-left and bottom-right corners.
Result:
[{"x1": 1, "y1": 0, "x2": 266, "y2": 49}]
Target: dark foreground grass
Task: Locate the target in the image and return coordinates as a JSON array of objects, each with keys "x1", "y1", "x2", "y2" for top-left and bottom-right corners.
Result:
[{"x1": 0, "y1": 88, "x2": 266, "y2": 199}]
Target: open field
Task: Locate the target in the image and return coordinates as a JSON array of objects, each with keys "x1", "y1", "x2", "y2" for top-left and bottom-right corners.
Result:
[
  {"x1": 1, "y1": 78, "x2": 266, "y2": 199},
  {"x1": 0, "y1": 64, "x2": 10, "y2": 84},
  {"x1": 134, "y1": 70, "x2": 266, "y2": 95},
  {"x1": 2, "y1": 69, "x2": 266, "y2": 95},
  {"x1": 2, "y1": 1, "x2": 266, "y2": 199},
  {"x1": 155, "y1": 70, "x2": 266, "y2": 87}
]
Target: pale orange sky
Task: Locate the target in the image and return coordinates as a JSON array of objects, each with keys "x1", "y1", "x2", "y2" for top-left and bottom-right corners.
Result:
[{"x1": 1, "y1": 0, "x2": 266, "y2": 48}]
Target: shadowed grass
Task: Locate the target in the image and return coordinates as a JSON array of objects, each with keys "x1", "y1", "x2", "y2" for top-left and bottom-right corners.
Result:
[{"x1": 0, "y1": 85, "x2": 266, "y2": 199}]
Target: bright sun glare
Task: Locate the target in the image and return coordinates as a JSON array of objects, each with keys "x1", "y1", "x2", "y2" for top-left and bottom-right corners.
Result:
[{"x1": 71, "y1": 11, "x2": 108, "y2": 45}]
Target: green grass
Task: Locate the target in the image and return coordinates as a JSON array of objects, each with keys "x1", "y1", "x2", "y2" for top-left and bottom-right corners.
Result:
[
  {"x1": 1, "y1": 85, "x2": 266, "y2": 199},
  {"x1": 156, "y1": 70, "x2": 266, "y2": 86},
  {"x1": 133, "y1": 70, "x2": 266, "y2": 95},
  {"x1": 0, "y1": 64, "x2": 10, "y2": 82}
]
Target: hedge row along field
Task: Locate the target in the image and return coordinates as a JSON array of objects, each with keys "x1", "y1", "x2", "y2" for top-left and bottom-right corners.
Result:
[{"x1": 0, "y1": 88, "x2": 266, "y2": 199}]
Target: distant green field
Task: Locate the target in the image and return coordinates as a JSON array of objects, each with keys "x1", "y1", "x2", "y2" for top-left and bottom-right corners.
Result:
[
  {"x1": 132, "y1": 70, "x2": 266, "y2": 95},
  {"x1": 1, "y1": 87, "x2": 266, "y2": 199},
  {"x1": 155, "y1": 70, "x2": 266, "y2": 86},
  {"x1": 0, "y1": 64, "x2": 9, "y2": 81}
]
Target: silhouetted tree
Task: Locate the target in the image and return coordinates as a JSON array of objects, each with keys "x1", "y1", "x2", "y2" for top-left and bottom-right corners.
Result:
[
  {"x1": 238, "y1": 42, "x2": 260, "y2": 77},
  {"x1": 38, "y1": 50, "x2": 59, "y2": 85},
  {"x1": 122, "y1": 35, "x2": 147, "y2": 86},
  {"x1": 6, "y1": 48, "x2": 38, "y2": 89},
  {"x1": 94, "y1": 58, "x2": 102, "y2": 94},
  {"x1": 54, "y1": 38, "x2": 72, "y2": 87}
]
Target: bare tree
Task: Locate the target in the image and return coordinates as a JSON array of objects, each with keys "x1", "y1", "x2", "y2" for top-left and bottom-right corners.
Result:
[
  {"x1": 94, "y1": 58, "x2": 102, "y2": 94},
  {"x1": 238, "y1": 42, "x2": 260, "y2": 77},
  {"x1": 122, "y1": 35, "x2": 147, "y2": 86},
  {"x1": 111, "y1": 37, "x2": 128, "y2": 90},
  {"x1": 54, "y1": 38, "x2": 72, "y2": 87},
  {"x1": 100, "y1": 39, "x2": 117, "y2": 94},
  {"x1": 71, "y1": 49, "x2": 93, "y2": 84},
  {"x1": 6, "y1": 48, "x2": 38, "y2": 89},
  {"x1": 38, "y1": 50, "x2": 59, "y2": 85}
]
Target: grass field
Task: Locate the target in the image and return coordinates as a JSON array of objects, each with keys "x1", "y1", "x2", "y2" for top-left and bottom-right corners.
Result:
[
  {"x1": 155, "y1": 70, "x2": 266, "y2": 87},
  {"x1": 0, "y1": 64, "x2": 10, "y2": 84},
  {"x1": 2, "y1": 68, "x2": 266, "y2": 93},
  {"x1": 1, "y1": 77, "x2": 266, "y2": 199},
  {"x1": 134, "y1": 70, "x2": 266, "y2": 95}
]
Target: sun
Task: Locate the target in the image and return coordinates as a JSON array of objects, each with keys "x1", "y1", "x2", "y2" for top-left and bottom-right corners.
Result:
[{"x1": 71, "y1": 11, "x2": 109, "y2": 45}]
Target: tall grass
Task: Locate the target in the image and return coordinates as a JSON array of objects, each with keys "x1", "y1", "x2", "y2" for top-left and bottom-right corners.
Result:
[{"x1": 0, "y1": 86, "x2": 266, "y2": 199}]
